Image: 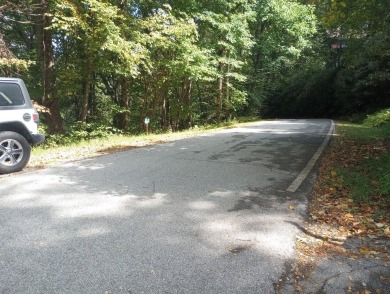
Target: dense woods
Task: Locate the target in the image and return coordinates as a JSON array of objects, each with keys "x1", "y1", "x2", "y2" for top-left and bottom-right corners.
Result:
[{"x1": 0, "y1": 0, "x2": 389, "y2": 136}]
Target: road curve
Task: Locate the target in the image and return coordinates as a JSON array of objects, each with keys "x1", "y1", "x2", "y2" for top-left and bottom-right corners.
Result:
[{"x1": 0, "y1": 119, "x2": 333, "y2": 294}]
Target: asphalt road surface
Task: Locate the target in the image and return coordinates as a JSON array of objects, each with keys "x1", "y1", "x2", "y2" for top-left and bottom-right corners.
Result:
[{"x1": 0, "y1": 119, "x2": 333, "y2": 294}]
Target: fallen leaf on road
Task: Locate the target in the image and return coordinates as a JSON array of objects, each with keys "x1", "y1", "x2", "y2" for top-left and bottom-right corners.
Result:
[
  {"x1": 384, "y1": 227, "x2": 390, "y2": 237},
  {"x1": 358, "y1": 247, "x2": 386, "y2": 256}
]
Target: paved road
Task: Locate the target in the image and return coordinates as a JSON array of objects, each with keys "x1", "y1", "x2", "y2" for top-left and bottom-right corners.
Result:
[{"x1": 0, "y1": 119, "x2": 333, "y2": 294}]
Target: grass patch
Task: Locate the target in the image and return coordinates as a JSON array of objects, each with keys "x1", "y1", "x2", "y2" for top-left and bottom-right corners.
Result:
[
  {"x1": 30, "y1": 119, "x2": 261, "y2": 168},
  {"x1": 336, "y1": 121, "x2": 390, "y2": 142},
  {"x1": 39, "y1": 117, "x2": 260, "y2": 148},
  {"x1": 328, "y1": 121, "x2": 390, "y2": 208},
  {"x1": 372, "y1": 154, "x2": 390, "y2": 196},
  {"x1": 336, "y1": 155, "x2": 390, "y2": 206},
  {"x1": 308, "y1": 119, "x2": 390, "y2": 240}
]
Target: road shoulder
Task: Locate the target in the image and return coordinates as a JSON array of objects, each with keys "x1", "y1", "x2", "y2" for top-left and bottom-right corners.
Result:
[{"x1": 276, "y1": 123, "x2": 390, "y2": 294}]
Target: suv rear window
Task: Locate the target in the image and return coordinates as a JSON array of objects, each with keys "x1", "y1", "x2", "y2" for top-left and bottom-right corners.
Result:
[{"x1": 0, "y1": 82, "x2": 25, "y2": 106}]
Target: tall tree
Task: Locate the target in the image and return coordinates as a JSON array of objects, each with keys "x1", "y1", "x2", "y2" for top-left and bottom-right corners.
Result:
[
  {"x1": 53, "y1": 0, "x2": 145, "y2": 124},
  {"x1": 0, "y1": 0, "x2": 63, "y2": 132},
  {"x1": 35, "y1": 0, "x2": 64, "y2": 133},
  {"x1": 320, "y1": 0, "x2": 390, "y2": 110},
  {"x1": 247, "y1": 0, "x2": 318, "y2": 115},
  {"x1": 168, "y1": 0, "x2": 254, "y2": 122}
]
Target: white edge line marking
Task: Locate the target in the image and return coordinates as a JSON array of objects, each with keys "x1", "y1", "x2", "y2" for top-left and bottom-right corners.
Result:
[{"x1": 286, "y1": 120, "x2": 335, "y2": 192}]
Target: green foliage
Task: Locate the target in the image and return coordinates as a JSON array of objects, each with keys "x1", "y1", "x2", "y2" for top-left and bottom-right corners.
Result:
[
  {"x1": 0, "y1": 58, "x2": 33, "y2": 75},
  {"x1": 324, "y1": 0, "x2": 390, "y2": 115},
  {"x1": 337, "y1": 121, "x2": 390, "y2": 142},
  {"x1": 247, "y1": 0, "x2": 319, "y2": 116},
  {"x1": 259, "y1": 0, "x2": 390, "y2": 118},
  {"x1": 53, "y1": 0, "x2": 147, "y2": 76},
  {"x1": 363, "y1": 108, "x2": 390, "y2": 127},
  {"x1": 43, "y1": 122, "x2": 123, "y2": 147},
  {"x1": 1, "y1": 0, "x2": 388, "y2": 135}
]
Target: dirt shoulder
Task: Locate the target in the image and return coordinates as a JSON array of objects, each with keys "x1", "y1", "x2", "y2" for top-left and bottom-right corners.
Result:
[{"x1": 277, "y1": 124, "x2": 390, "y2": 293}]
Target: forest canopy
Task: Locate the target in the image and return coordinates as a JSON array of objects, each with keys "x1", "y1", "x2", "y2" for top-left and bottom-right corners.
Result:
[{"x1": 1, "y1": 0, "x2": 389, "y2": 135}]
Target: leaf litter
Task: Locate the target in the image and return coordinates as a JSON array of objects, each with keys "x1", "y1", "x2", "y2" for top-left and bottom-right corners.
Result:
[{"x1": 276, "y1": 126, "x2": 390, "y2": 294}]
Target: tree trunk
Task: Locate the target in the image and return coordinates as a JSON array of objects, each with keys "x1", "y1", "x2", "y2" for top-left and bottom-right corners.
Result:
[
  {"x1": 80, "y1": 57, "x2": 92, "y2": 122},
  {"x1": 118, "y1": 77, "x2": 130, "y2": 130},
  {"x1": 162, "y1": 97, "x2": 170, "y2": 131},
  {"x1": 115, "y1": 1, "x2": 131, "y2": 130},
  {"x1": 216, "y1": 49, "x2": 226, "y2": 122},
  {"x1": 182, "y1": 77, "x2": 193, "y2": 128},
  {"x1": 223, "y1": 58, "x2": 230, "y2": 118},
  {"x1": 36, "y1": 0, "x2": 63, "y2": 134},
  {"x1": 216, "y1": 75, "x2": 223, "y2": 122}
]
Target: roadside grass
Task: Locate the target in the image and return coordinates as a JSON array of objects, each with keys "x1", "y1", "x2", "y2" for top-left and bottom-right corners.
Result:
[
  {"x1": 29, "y1": 118, "x2": 259, "y2": 169},
  {"x1": 332, "y1": 122, "x2": 390, "y2": 208},
  {"x1": 336, "y1": 121, "x2": 390, "y2": 142},
  {"x1": 307, "y1": 120, "x2": 390, "y2": 239}
]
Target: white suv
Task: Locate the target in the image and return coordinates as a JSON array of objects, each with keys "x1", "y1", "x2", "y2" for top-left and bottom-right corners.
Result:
[{"x1": 0, "y1": 77, "x2": 45, "y2": 174}]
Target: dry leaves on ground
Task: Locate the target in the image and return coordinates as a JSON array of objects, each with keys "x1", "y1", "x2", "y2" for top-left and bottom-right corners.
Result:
[{"x1": 291, "y1": 132, "x2": 390, "y2": 292}]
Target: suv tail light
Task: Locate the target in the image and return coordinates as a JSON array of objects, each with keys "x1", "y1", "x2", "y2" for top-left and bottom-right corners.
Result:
[{"x1": 33, "y1": 113, "x2": 40, "y2": 124}]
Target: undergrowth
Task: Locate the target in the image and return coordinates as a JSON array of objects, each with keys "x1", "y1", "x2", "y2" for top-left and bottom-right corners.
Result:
[
  {"x1": 39, "y1": 117, "x2": 258, "y2": 148},
  {"x1": 363, "y1": 107, "x2": 390, "y2": 127}
]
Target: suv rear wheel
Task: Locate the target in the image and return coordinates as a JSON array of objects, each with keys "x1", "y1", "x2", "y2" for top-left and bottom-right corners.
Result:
[{"x1": 0, "y1": 131, "x2": 31, "y2": 174}]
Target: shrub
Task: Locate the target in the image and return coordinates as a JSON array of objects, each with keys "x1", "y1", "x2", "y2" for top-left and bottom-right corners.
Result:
[{"x1": 364, "y1": 108, "x2": 390, "y2": 127}]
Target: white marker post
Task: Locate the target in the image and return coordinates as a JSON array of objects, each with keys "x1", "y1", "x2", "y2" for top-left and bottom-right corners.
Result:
[{"x1": 144, "y1": 117, "x2": 150, "y2": 135}]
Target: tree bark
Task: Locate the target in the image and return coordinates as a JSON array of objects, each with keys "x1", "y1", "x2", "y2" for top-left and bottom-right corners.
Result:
[
  {"x1": 80, "y1": 56, "x2": 92, "y2": 122},
  {"x1": 182, "y1": 77, "x2": 193, "y2": 128},
  {"x1": 216, "y1": 49, "x2": 226, "y2": 122},
  {"x1": 80, "y1": 81, "x2": 90, "y2": 123},
  {"x1": 36, "y1": 0, "x2": 63, "y2": 133},
  {"x1": 223, "y1": 55, "x2": 230, "y2": 118},
  {"x1": 118, "y1": 77, "x2": 130, "y2": 130},
  {"x1": 216, "y1": 75, "x2": 223, "y2": 122}
]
